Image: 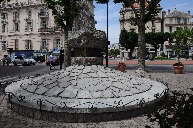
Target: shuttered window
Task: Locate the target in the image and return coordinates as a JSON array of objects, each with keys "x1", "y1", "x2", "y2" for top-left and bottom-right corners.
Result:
[
  {"x1": 2, "y1": 41, "x2": 6, "y2": 50},
  {"x1": 14, "y1": 39, "x2": 19, "y2": 50}
]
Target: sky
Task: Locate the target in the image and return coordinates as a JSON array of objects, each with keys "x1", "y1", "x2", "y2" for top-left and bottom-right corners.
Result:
[{"x1": 93, "y1": 0, "x2": 193, "y2": 45}]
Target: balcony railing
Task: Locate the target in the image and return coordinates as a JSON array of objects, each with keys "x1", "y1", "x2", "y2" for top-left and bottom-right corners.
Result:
[
  {"x1": 38, "y1": 27, "x2": 62, "y2": 32},
  {"x1": 165, "y1": 21, "x2": 192, "y2": 25},
  {"x1": 39, "y1": 12, "x2": 49, "y2": 18}
]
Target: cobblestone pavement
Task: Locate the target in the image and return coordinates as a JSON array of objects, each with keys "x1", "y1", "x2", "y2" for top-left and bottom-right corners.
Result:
[{"x1": 0, "y1": 61, "x2": 193, "y2": 128}]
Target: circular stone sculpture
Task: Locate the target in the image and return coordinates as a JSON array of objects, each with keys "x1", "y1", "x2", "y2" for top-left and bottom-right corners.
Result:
[{"x1": 5, "y1": 65, "x2": 168, "y2": 122}]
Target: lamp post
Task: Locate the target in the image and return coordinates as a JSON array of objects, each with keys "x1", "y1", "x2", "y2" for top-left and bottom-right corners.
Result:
[{"x1": 106, "y1": 1, "x2": 109, "y2": 67}]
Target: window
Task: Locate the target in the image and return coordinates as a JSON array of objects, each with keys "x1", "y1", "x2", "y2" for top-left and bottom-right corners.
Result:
[
  {"x1": 176, "y1": 18, "x2": 181, "y2": 23},
  {"x1": 169, "y1": 26, "x2": 172, "y2": 32},
  {"x1": 1, "y1": 13, "x2": 7, "y2": 19},
  {"x1": 25, "y1": 40, "x2": 31, "y2": 50},
  {"x1": 14, "y1": 39, "x2": 18, "y2": 50},
  {"x1": 2, "y1": 1, "x2": 6, "y2": 8},
  {"x1": 152, "y1": 20, "x2": 155, "y2": 27},
  {"x1": 41, "y1": 21, "x2": 47, "y2": 28},
  {"x1": 56, "y1": 39, "x2": 60, "y2": 49},
  {"x1": 15, "y1": 23, "x2": 19, "y2": 32},
  {"x1": 54, "y1": 39, "x2": 60, "y2": 49},
  {"x1": 176, "y1": 27, "x2": 181, "y2": 31},
  {"x1": 40, "y1": 8, "x2": 47, "y2": 16},
  {"x1": 152, "y1": 29, "x2": 155, "y2": 33},
  {"x1": 1, "y1": 41, "x2": 6, "y2": 50},
  {"x1": 169, "y1": 18, "x2": 173, "y2": 23},
  {"x1": 41, "y1": 39, "x2": 47, "y2": 49},
  {"x1": 130, "y1": 29, "x2": 135, "y2": 32},
  {"x1": 28, "y1": 0, "x2": 31, "y2": 4},
  {"x1": 183, "y1": 18, "x2": 187, "y2": 24},
  {"x1": 2, "y1": 24, "x2": 6, "y2": 33},
  {"x1": 27, "y1": 22, "x2": 32, "y2": 31},
  {"x1": 13, "y1": 12, "x2": 19, "y2": 20}
]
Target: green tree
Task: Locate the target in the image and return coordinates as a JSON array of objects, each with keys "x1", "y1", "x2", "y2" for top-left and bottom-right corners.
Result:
[
  {"x1": 110, "y1": 49, "x2": 120, "y2": 58},
  {"x1": 145, "y1": 32, "x2": 173, "y2": 56},
  {"x1": 119, "y1": 30, "x2": 138, "y2": 59},
  {"x1": 115, "y1": 0, "x2": 161, "y2": 72},
  {"x1": 44, "y1": 0, "x2": 81, "y2": 69},
  {"x1": 4, "y1": 0, "x2": 160, "y2": 70},
  {"x1": 173, "y1": 28, "x2": 193, "y2": 61}
]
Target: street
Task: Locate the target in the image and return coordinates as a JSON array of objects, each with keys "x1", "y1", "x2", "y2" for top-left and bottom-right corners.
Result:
[{"x1": 1, "y1": 62, "x2": 193, "y2": 80}]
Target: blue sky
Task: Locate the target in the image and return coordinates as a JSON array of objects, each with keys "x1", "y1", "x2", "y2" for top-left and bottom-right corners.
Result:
[{"x1": 93, "y1": 0, "x2": 193, "y2": 45}]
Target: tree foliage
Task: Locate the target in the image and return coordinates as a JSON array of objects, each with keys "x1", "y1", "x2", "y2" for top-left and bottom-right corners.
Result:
[
  {"x1": 172, "y1": 28, "x2": 193, "y2": 60},
  {"x1": 116, "y1": 0, "x2": 161, "y2": 72},
  {"x1": 146, "y1": 90, "x2": 193, "y2": 128},
  {"x1": 145, "y1": 32, "x2": 173, "y2": 56},
  {"x1": 110, "y1": 49, "x2": 120, "y2": 57},
  {"x1": 44, "y1": 0, "x2": 81, "y2": 30},
  {"x1": 119, "y1": 29, "x2": 138, "y2": 57}
]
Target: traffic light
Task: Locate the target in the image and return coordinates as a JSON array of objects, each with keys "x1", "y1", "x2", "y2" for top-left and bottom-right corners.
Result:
[{"x1": 60, "y1": 49, "x2": 64, "y2": 62}]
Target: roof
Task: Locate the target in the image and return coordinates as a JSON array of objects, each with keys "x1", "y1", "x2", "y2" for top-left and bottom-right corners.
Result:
[{"x1": 166, "y1": 10, "x2": 192, "y2": 18}]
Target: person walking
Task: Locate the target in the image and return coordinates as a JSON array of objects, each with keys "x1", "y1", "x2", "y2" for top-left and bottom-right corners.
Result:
[{"x1": 49, "y1": 54, "x2": 55, "y2": 70}]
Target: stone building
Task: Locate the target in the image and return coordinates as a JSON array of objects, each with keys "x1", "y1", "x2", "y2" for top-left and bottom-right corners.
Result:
[
  {"x1": 119, "y1": 1, "x2": 162, "y2": 59},
  {"x1": 162, "y1": 9, "x2": 193, "y2": 57},
  {"x1": 0, "y1": 0, "x2": 96, "y2": 59}
]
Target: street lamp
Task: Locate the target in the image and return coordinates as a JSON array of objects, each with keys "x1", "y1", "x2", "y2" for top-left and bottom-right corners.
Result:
[{"x1": 106, "y1": 1, "x2": 109, "y2": 67}]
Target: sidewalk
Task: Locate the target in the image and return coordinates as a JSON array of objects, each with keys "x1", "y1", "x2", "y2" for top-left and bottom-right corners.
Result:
[{"x1": 103, "y1": 58, "x2": 193, "y2": 65}]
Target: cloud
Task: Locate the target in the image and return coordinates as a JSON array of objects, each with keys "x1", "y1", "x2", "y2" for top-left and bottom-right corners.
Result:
[
  {"x1": 175, "y1": 3, "x2": 188, "y2": 8},
  {"x1": 167, "y1": 3, "x2": 188, "y2": 10}
]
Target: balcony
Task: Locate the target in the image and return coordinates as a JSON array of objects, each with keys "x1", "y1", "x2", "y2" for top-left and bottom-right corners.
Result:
[
  {"x1": 38, "y1": 27, "x2": 62, "y2": 33},
  {"x1": 1, "y1": 19, "x2": 8, "y2": 24},
  {"x1": 12, "y1": 17, "x2": 20, "y2": 22},
  {"x1": 165, "y1": 21, "x2": 192, "y2": 25},
  {"x1": 39, "y1": 12, "x2": 49, "y2": 18}
]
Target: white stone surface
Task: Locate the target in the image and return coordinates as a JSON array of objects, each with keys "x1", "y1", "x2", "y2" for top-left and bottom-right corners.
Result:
[{"x1": 5, "y1": 65, "x2": 167, "y2": 113}]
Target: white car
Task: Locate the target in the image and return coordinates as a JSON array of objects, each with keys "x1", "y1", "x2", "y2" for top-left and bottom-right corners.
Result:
[
  {"x1": 26, "y1": 57, "x2": 36, "y2": 65},
  {"x1": 12, "y1": 56, "x2": 31, "y2": 66}
]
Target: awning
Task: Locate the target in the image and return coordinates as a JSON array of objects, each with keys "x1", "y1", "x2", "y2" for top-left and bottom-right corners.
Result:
[{"x1": 15, "y1": 52, "x2": 33, "y2": 57}]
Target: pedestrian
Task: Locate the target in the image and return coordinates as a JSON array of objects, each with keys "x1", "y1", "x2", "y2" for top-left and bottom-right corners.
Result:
[{"x1": 49, "y1": 54, "x2": 55, "y2": 70}]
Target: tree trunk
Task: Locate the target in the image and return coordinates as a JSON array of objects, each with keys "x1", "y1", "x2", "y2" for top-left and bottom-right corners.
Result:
[
  {"x1": 136, "y1": 0, "x2": 146, "y2": 73},
  {"x1": 63, "y1": 26, "x2": 71, "y2": 69}
]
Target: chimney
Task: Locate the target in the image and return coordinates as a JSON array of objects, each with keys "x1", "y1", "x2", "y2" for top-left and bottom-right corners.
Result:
[
  {"x1": 188, "y1": 11, "x2": 190, "y2": 15},
  {"x1": 168, "y1": 9, "x2": 170, "y2": 14},
  {"x1": 162, "y1": 11, "x2": 166, "y2": 18}
]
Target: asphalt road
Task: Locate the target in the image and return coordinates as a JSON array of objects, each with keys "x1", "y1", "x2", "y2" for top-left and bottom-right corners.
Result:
[{"x1": 1, "y1": 63, "x2": 193, "y2": 79}]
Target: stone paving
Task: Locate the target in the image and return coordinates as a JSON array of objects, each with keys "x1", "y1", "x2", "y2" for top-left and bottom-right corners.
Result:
[{"x1": 5, "y1": 65, "x2": 167, "y2": 115}]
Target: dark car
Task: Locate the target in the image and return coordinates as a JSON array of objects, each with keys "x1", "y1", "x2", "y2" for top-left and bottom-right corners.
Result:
[{"x1": 46, "y1": 56, "x2": 60, "y2": 66}]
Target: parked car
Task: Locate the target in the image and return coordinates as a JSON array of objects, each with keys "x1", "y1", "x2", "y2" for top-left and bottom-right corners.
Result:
[
  {"x1": 46, "y1": 56, "x2": 60, "y2": 66},
  {"x1": 25, "y1": 57, "x2": 36, "y2": 65},
  {"x1": 12, "y1": 56, "x2": 31, "y2": 66},
  {"x1": 34, "y1": 56, "x2": 45, "y2": 63}
]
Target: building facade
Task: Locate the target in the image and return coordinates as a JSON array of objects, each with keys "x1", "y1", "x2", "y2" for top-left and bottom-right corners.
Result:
[
  {"x1": 162, "y1": 9, "x2": 193, "y2": 57},
  {"x1": 0, "y1": 0, "x2": 96, "y2": 59},
  {"x1": 119, "y1": 1, "x2": 162, "y2": 58}
]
